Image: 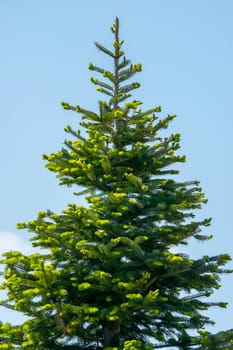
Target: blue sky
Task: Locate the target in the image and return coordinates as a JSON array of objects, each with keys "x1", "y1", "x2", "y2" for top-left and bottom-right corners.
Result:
[{"x1": 0, "y1": 0, "x2": 233, "y2": 333}]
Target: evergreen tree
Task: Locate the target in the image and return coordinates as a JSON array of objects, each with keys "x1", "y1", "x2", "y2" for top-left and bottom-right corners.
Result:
[{"x1": 0, "y1": 17, "x2": 232, "y2": 350}]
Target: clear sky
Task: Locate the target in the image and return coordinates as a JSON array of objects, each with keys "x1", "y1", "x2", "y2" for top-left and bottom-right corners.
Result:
[{"x1": 0, "y1": 0, "x2": 233, "y2": 334}]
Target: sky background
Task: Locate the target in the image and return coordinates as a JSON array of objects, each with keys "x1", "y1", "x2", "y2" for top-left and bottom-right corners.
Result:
[{"x1": 0, "y1": 0, "x2": 233, "y2": 334}]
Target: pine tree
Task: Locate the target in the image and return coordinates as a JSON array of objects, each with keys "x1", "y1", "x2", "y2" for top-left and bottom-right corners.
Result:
[{"x1": 0, "y1": 17, "x2": 232, "y2": 350}]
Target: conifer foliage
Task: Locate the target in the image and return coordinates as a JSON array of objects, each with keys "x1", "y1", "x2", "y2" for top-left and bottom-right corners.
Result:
[{"x1": 0, "y1": 18, "x2": 232, "y2": 349}]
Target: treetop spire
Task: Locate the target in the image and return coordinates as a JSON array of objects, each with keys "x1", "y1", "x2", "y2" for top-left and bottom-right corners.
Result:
[{"x1": 89, "y1": 16, "x2": 142, "y2": 110}]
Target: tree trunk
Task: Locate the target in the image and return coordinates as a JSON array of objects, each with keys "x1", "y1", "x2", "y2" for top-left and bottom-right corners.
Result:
[{"x1": 103, "y1": 320, "x2": 121, "y2": 348}]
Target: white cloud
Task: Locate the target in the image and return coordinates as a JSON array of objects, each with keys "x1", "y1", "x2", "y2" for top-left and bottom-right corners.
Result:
[{"x1": 0, "y1": 232, "x2": 32, "y2": 256}]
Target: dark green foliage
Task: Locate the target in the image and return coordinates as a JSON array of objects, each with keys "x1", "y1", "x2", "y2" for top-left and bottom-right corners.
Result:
[{"x1": 0, "y1": 17, "x2": 232, "y2": 349}]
